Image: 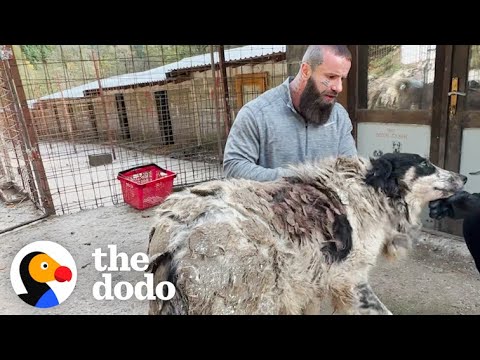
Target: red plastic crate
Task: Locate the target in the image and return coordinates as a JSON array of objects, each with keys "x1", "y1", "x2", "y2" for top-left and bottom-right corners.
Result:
[{"x1": 117, "y1": 164, "x2": 176, "y2": 210}]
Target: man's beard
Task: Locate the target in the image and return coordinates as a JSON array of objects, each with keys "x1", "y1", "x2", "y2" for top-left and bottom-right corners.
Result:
[{"x1": 298, "y1": 78, "x2": 336, "y2": 126}]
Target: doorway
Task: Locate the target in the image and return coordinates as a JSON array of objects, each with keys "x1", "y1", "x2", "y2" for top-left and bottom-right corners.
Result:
[{"x1": 349, "y1": 45, "x2": 480, "y2": 235}]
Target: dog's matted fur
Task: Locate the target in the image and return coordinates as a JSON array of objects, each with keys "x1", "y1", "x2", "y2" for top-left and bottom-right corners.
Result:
[{"x1": 146, "y1": 153, "x2": 466, "y2": 315}]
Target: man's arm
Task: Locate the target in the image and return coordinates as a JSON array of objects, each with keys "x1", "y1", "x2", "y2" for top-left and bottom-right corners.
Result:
[
  {"x1": 223, "y1": 106, "x2": 295, "y2": 182},
  {"x1": 337, "y1": 106, "x2": 357, "y2": 157}
]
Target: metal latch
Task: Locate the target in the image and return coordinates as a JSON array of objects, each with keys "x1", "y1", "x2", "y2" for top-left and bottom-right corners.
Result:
[{"x1": 448, "y1": 77, "x2": 465, "y2": 116}]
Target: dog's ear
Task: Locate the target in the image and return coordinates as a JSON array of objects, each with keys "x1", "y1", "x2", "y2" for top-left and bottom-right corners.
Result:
[
  {"x1": 370, "y1": 157, "x2": 392, "y2": 178},
  {"x1": 365, "y1": 157, "x2": 401, "y2": 198}
]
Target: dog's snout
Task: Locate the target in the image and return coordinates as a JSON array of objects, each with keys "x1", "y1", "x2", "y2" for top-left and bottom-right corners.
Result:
[{"x1": 461, "y1": 174, "x2": 468, "y2": 184}]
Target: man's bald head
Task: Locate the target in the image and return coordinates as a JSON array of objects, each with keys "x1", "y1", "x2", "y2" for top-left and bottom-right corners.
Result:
[{"x1": 302, "y1": 45, "x2": 352, "y2": 71}]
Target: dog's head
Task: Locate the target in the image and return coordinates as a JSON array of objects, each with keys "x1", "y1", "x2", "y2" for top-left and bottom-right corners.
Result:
[
  {"x1": 392, "y1": 141, "x2": 401, "y2": 153},
  {"x1": 365, "y1": 153, "x2": 467, "y2": 204}
]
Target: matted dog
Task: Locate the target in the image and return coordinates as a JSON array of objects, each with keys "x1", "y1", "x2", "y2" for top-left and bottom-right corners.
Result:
[{"x1": 146, "y1": 153, "x2": 466, "y2": 315}]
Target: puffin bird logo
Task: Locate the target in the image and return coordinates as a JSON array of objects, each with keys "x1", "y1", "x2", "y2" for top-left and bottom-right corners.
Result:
[{"x1": 11, "y1": 241, "x2": 77, "y2": 309}]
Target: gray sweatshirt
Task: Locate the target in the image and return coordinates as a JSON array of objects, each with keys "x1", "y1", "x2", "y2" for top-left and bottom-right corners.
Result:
[{"x1": 223, "y1": 77, "x2": 357, "y2": 182}]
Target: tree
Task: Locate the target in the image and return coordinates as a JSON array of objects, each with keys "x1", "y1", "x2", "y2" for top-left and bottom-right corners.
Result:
[
  {"x1": 132, "y1": 45, "x2": 145, "y2": 59},
  {"x1": 20, "y1": 45, "x2": 54, "y2": 69}
]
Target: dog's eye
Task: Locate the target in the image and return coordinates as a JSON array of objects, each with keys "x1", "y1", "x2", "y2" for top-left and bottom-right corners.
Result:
[{"x1": 420, "y1": 161, "x2": 429, "y2": 167}]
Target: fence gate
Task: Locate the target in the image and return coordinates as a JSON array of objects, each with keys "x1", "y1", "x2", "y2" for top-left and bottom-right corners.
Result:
[{"x1": 0, "y1": 45, "x2": 54, "y2": 234}]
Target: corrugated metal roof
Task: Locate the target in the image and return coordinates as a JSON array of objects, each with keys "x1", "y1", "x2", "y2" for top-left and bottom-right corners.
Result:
[
  {"x1": 168, "y1": 45, "x2": 286, "y2": 71},
  {"x1": 30, "y1": 45, "x2": 285, "y2": 106}
]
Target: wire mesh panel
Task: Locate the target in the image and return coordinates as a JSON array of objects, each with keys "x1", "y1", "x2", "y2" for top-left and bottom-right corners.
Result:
[
  {"x1": 367, "y1": 45, "x2": 436, "y2": 110},
  {"x1": 0, "y1": 48, "x2": 46, "y2": 232},
  {"x1": 12, "y1": 45, "x2": 287, "y2": 215},
  {"x1": 467, "y1": 45, "x2": 480, "y2": 110}
]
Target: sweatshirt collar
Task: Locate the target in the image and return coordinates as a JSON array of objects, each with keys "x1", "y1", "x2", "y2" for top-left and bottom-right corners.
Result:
[{"x1": 283, "y1": 76, "x2": 298, "y2": 114}]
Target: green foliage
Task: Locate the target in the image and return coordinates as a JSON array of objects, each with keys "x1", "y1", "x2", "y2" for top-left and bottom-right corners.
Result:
[
  {"x1": 20, "y1": 45, "x2": 54, "y2": 69},
  {"x1": 469, "y1": 45, "x2": 480, "y2": 69},
  {"x1": 368, "y1": 45, "x2": 401, "y2": 78},
  {"x1": 132, "y1": 45, "x2": 145, "y2": 59}
]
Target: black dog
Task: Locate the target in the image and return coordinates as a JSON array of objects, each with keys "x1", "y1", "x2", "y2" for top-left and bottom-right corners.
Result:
[{"x1": 429, "y1": 191, "x2": 480, "y2": 273}]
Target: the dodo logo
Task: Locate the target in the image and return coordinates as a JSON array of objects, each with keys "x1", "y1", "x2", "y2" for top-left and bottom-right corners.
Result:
[{"x1": 10, "y1": 241, "x2": 77, "y2": 308}]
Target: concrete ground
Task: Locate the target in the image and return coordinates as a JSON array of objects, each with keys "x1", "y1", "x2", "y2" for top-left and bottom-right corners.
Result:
[
  {"x1": 1, "y1": 203, "x2": 479, "y2": 315},
  {"x1": 0, "y1": 177, "x2": 45, "y2": 232},
  {"x1": 371, "y1": 230, "x2": 480, "y2": 315}
]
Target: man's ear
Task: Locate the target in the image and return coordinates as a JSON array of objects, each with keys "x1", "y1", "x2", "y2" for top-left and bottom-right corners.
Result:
[
  {"x1": 365, "y1": 157, "x2": 401, "y2": 198},
  {"x1": 300, "y1": 62, "x2": 311, "y2": 80}
]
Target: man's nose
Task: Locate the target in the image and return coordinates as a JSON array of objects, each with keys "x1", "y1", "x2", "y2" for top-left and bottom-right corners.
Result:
[{"x1": 331, "y1": 79, "x2": 343, "y2": 93}]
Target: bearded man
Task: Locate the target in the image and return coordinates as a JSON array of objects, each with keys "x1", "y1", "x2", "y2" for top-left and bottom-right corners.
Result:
[{"x1": 223, "y1": 45, "x2": 357, "y2": 181}]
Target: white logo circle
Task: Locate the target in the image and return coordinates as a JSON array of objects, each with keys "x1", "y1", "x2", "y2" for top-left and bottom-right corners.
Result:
[{"x1": 10, "y1": 241, "x2": 77, "y2": 308}]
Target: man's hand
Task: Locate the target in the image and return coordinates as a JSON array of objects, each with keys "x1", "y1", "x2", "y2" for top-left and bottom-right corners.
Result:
[{"x1": 429, "y1": 191, "x2": 480, "y2": 220}]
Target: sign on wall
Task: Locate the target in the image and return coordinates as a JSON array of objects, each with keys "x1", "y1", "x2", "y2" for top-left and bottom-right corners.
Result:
[
  {"x1": 460, "y1": 128, "x2": 480, "y2": 193},
  {"x1": 357, "y1": 123, "x2": 431, "y2": 160},
  {"x1": 357, "y1": 122, "x2": 434, "y2": 228}
]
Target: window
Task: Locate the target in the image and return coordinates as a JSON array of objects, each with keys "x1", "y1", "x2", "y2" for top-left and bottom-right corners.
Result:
[
  {"x1": 115, "y1": 94, "x2": 130, "y2": 140},
  {"x1": 234, "y1": 72, "x2": 268, "y2": 108},
  {"x1": 154, "y1": 90, "x2": 174, "y2": 145}
]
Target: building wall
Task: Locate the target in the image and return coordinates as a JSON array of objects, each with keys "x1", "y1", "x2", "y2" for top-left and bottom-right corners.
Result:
[
  {"x1": 29, "y1": 59, "x2": 287, "y2": 149},
  {"x1": 99, "y1": 59, "x2": 286, "y2": 148},
  {"x1": 32, "y1": 98, "x2": 103, "y2": 141}
]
